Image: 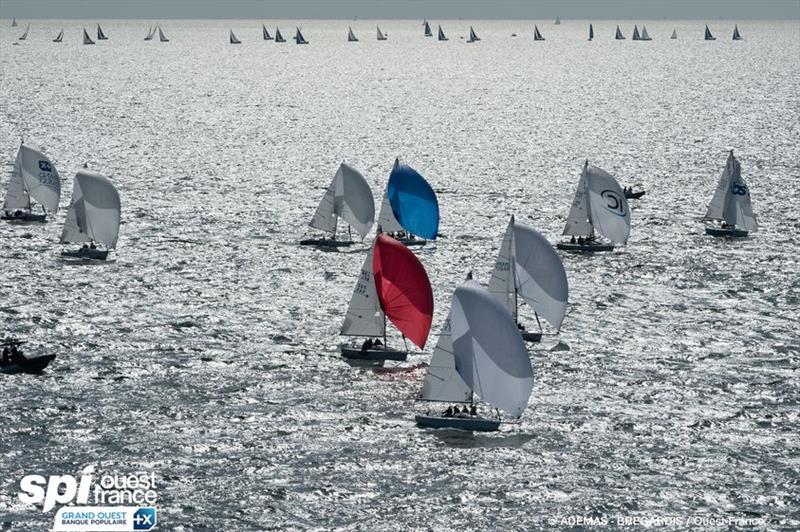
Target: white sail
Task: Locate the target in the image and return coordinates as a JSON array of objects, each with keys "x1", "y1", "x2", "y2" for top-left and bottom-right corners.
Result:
[
  {"x1": 19, "y1": 24, "x2": 29, "y2": 40},
  {"x1": 262, "y1": 24, "x2": 272, "y2": 40},
  {"x1": 632, "y1": 25, "x2": 641, "y2": 40},
  {"x1": 347, "y1": 26, "x2": 358, "y2": 42},
  {"x1": 438, "y1": 25, "x2": 448, "y2": 41},
  {"x1": 340, "y1": 242, "x2": 385, "y2": 337},
  {"x1": 3, "y1": 151, "x2": 28, "y2": 211},
  {"x1": 670, "y1": 28, "x2": 678, "y2": 39},
  {"x1": 158, "y1": 26, "x2": 169, "y2": 42},
  {"x1": 705, "y1": 25, "x2": 715, "y2": 40},
  {"x1": 377, "y1": 26, "x2": 386, "y2": 40},
  {"x1": 641, "y1": 25, "x2": 651, "y2": 40},
  {"x1": 83, "y1": 27, "x2": 95, "y2": 45},
  {"x1": 534, "y1": 25, "x2": 544, "y2": 40},
  {"x1": 309, "y1": 162, "x2": 375, "y2": 239},
  {"x1": 705, "y1": 151, "x2": 756, "y2": 231},
  {"x1": 733, "y1": 25, "x2": 742, "y2": 40},
  {"x1": 60, "y1": 170, "x2": 120, "y2": 248},
  {"x1": 15, "y1": 144, "x2": 61, "y2": 213},
  {"x1": 562, "y1": 170, "x2": 592, "y2": 236},
  {"x1": 615, "y1": 25, "x2": 625, "y2": 39},
  {"x1": 144, "y1": 26, "x2": 154, "y2": 40},
  {"x1": 585, "y1": 162, "x2": 630, "y2": 244},
  {"x1": 420, "y1": 314, "x2": 472, "y2": 403},
  {"x1": 451, "y1": 281, "x2": 533, "y2": 418},
  {"x1": 488, "y1": 220, "x2": 516, "y2": 318},
  {"x1": 229, "y1": 30, "x2": 241, "y2": 44}
]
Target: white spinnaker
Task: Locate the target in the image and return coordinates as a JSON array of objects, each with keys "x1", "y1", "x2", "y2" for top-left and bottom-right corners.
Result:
[
  {"x1": 488, "y1": 220, "x2": 516, "y2": 317},
  {"x1": 310, "y1": 163, "x2": 375, "y2": 238},
  {"x1": 60, "y1": 170, "x2": 121, "y2": 248},
  {"x1": 585, "y1": 163, "x2": 630, "y2": 244},
  {"x1": 420, "y1": 314, "x2": 472, "y2": 403},
  {"x1": 18, "y1": 144, "x2": 60, "y2": 213},
  {"x1": 340, "y1": 242, "x2": 385, "y2": 337},
  {"x1": 451, "y1": 281, "x2": 533, "y2": 419},
  {"x1": 3, "y1": 150, "x2": 28, "y2": 210},
  {"x1": 513, "y1": 222, "x2": 569, "y2": 330},
  {"x1": 562, "y1": 170, "x2": 593, "y2": 236}
]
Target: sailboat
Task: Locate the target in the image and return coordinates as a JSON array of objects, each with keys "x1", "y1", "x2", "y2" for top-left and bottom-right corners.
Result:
[
  {"x1": 489, "y1": 216, "x2": 568, "y2": 343},
  {"x1": 424, "y1": 20, "x2": 432, "y2": 37},
  {"x1": 557, "y1": 160, "x2": 630, "y2": 252},
  {"x1": 377, "y1": 158, "x2": 439, "y2": 246},
  {"x1": 466, "y1": 26, "x2": 479, "y2": 43},
  {"x1": 96, "y1": 24, "x2": 108, "y2": 40},
  {"x1": 60, "y1": 170, "x2": 121, "y2": 260},
  {"x1": 670, "y1": 28, "x2": 678, "y2": 39},
  {"x1": 555, "y1": 16, "x2": 561, "y2": 25},
  {"x1": 416, "y1": 277, "x2": 533, "y2": 432},
  {"x1": 275, "y1": 27, "x2": 286, "y2": 42},
  {"x1": 438, "y1": 25, "x2": 448, "y2": 41},
  {"x1": 588, "y1": 24, "x2": 594, "y2": 41},
  {"x1": 83, "y1": 27, "x2": 95, "y2": 45},
  {"x1": 346, "y1": 26, "x2": 358, "y2": 42},
  {"x1": 262, "y1": 24, "x2": 273, "y2": 40},
  {"x1": 0, "y1": 339, "x2": 56, "y2": 375},
  {"x1": 53, "y1": 29, "x2": 63, "y2": 43},
  {"x1": 11, "y1": 17, "x2": 17, "y2": 27},
  {"x1": 300, "y1": 162, "x2": 375, "y2": 247},
  {"x1": 158, "y1": 26, "x2": 169, "y2": 42},
  {"x1": 2, "y1": 143, "x2": 61, "y2": 223},
  {"x1": 704, "y1": 25, "x2": 716, "y2": 40},
  {"x1": 632, "y1": 25, "x2": 641, "y2": 40},
  {"x1": 534, "y1": 25, "x2": 545, "y2": 41},
  {"x1": 702, "y1": 151, "x2": 756, "y2": 237},
  {"x1": 340, "y1": 233, "x2": 433, "y2": 364},
  {"x1": 144, "y1": 26, "x2": 155, "y2": 40},
  {"x1": 640, "y1": 25, "x2": 652, "y2": 40},
  {"x1": 732, "y1": 24, "x2": 742, "y2": 40},
  {"x1": 615, "y1": 25, "x2": 625, "y2": 39},
  {"x1": 377, "y1": 26, "x2": 387, "y2": 40},
  {"x1": 18, "y1": 24, "x2": 29, "y2": 40},
  {"x1": 229, "y1": 30, "x2": 241, "y2": 44},
  {"x1": 295, "y1": 27, "x2": 308, "y2": 44}
]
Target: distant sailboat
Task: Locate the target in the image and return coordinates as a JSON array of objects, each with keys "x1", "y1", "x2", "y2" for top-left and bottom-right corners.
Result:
[
  {"x1": 640, "y1": 25, "x2": 652, "y2": 40},
  {"x1": 670, "y1": 28, "x2": 678, "y2": 39},
  {"x1": 96, "y1": 24, "x2": 107, "y2": 40},
  {"x1": 703, "y1": 151, "x2": 756, "y2": 237},
  {"x1": 588, "y1": 23, "x2": 594, "y2": 41},
  {"x1": 615, "y1": 25, "x2": 625, "y2": 39},
  {"x1": 489, "y1": 216, "x2": 568, "y2": 343},
  {"x1": 377, "y1": 26, "x2": 387, "y2": 40},
  {"x1": 2, "y1": 143, "x2": 61, "y2": 223},
  {"x1": 377, "y1": 158, "x2": 440, "y2": 246},
  {"x1": 144, "y1": 26, "x2": 155, "y2": 40},
  {"x1": 416, "y1": 278, "x2": 533, "y2": 432},
  {"x1": 11, "y1": 17, "x2": 17, "y2": 27},
  {"x1": 534, "y1": 25, "x2": 545, "y2": 41},
  {"x1": 732, "y1": 24, "x2": 742, "y2": 40},
  {"x1": 262, "y1": 24, "x2": 273, "y2": 40},
  {"x1": 60, "y1": 170, "x2": 121, "y2": 260},
  {"x1": 347, "y1": 26, "x2": 358, "y2": 42},
  {"x1": 632, "y1": 25, "x2": 641, "y2": 40},
  {"x1": 340, "y1": 233, "x2": 433, "y2": 365},
  {"x1": 158, "y1": 26, "x2": 169, "y2": 42},
  {"x1": 83, "y1": 27, "x2": 95, "y2": 45},
  {"x1": 295, "y1": 27, "x2": 308, "y2": 44},
  {"x1": 18, "y1": 24, "x2": 29, "y2": 40},
  {"x1": 300, "y1": 162, "x2": 375, "y2": 247},
  {"x1": 438, "y1": 25, "x2": 448, "y2": 41},
  {"x1": 557, "y1": 160, "x2": 630, "y2": 252},
  {"x1": 424, "y1": 19, "x2": 432, "y2": 37},
  {"x1": 555, "y1": 16, "x2": 561, "y2": 25},
  {"x1": 467, "y1": 26, "x2": 479, "y2": 43},
  {"x1": 704, "y1": 25, "x2": 716, "y2": 40},
  {"x1": 229, "y1": 30, "x2": 241, "y2": 44},
  {"x1": 53, "y1": 29, "x2": 63, "y2": 43}
]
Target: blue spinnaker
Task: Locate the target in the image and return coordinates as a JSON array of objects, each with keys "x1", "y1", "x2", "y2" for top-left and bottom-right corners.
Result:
[{"x1": 387, "y1": 164, "x2": 439, "y2": 240}]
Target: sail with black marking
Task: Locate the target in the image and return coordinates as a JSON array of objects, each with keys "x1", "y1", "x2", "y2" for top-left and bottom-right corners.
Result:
[
  {"x1": 704, "y1": 151, "x2": 756, "y2": 232},
  {"x1": 534, "y1": 25, "x2": 545, "y2": 41},
  {"x1": 467, "y1": 26, "x2": 479, "y2": 43},
  {"x1": 438, "y1": 25, "x2": 448, "y2": 41},
  {"x1": 733, "y1": 25, "x2": 742, "y2": 40},
  {"x1": 563, "y1": 161, "x2": 630, "y2": 244},
  {"x1": 424, "y1": 20, "x2": 432, "y2": 37},
  {"x1": 295, "y1": 27, "x2": 308, "y2": 44},
  {"x1": 705, "y1": 25, "x2": 716, "y2": 40},
  {"x1": 2, "y1": 144, "x2": 61, "y2": 214},
  {"x1": 97, "y1": 24, "x2": 107, "y2": 40},
  {"x1": 262, "y1": 24, "x2": 272, "y2": 40}
]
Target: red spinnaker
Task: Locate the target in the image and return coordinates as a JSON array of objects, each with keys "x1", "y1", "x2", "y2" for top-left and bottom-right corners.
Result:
[{"x1": 373, "y1": 234, "x2": 434, "y2": 349}]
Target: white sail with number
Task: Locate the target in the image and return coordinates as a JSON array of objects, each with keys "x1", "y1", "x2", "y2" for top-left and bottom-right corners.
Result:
[
  {"x1": 704, "y1": 151, "x2": 756, "y2": 232},
  {"x1": 3, "y1": 144, "x2": 61, "y2": 214},
  {"x1": 340, "y1": 242, "x2": 385, "y2": 337},
  {"x1": 563, "y1": 161, "x2": 630, "y2": 244}
]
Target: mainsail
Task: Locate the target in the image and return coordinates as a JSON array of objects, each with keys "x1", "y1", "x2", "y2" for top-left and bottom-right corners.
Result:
[
  {"x1": 347, "y1": 26, "x2": 358, "y2": 42},
  {"x1": 19, "y1": 24, "x2": 29, "y2": 40},
  {"x1": 60, "y1": 170, "x2": 121, "y2": 248},
  {"x1": 229, "y1": 30, "x2": 241, "y2": 44},
  {"x1": 534, "y1": 25, "x2": 545, "y2": 41},
  {"x1": 377, "y1": 26, "x2": 387, "y2": 40},
  {"x1": 295, "y1": 27, "x2": 308, "y2": 44},
  {"x1": 12, "y1": 17, "x2": 17, "y2": 27},
  {"x1": 563, "y1": 161, "x2": 630, "y2": 244},
  {"x1": 641, "y1": 25, "x2": 651, "y2": 40},
  {"x1": 83, "y1": 27, "x2": 95, "y2": 45},
  {"x1": 53, "y1": 29, "x2": 63, "y2": 43},
  {"x1": 704, "y1": 25, "x2": 716, "y2": 40},
  {"x1": 588, "y1": 24, "x2": 594, "y2": 41},
  {"x1": 97, "y1": 24, "x2": 107, "y2": 40},
  {"x1": 424, "y1": 20, "x2": 432, "y2": 37},
  {"x1": 703, "y1": 151, "x2": 756, "y2": 232},
  {"x1": 3, "y1": 144, "x2": 61, "y2": 214},
  {"x1": 341, "y1": 242, "x2": 385, "y2": 337},
  {"x1": 670, "y1": 28, "x2": 678, "y2": 39},
  {"x1": 144, "y1": 26, "x2": 154, "y2": 40},
  {"x1": 438, "y1": 25, "x2": 448, "y2": 41},
  {"x1": 451, "y1": 281, "x2": 533, "y2": 418},
  {"x1": 489, "y1": 216, "x2": 569, "y2": 331},
  {"x1": 467, "y1": 26, "x2": 479, "y2": 43},
  {"x1": 373, "y1": 234, "x2": 434, "y2": 349},
  {"x1": 275, "y1": 28, "x2": 285, "y2": 42},
  {"x1": 632, "y1": 25, "x2": 641, "y2": 40},
  {"x1": 158, "y1": 26, "x2": 169, "y2": 42},
  {"x1": 615, "y1": 25, "x2": 625, "y2": 39},
  {"x1": 733, "y1": 25, "x2": 742, "y2": 40},
  {"x1": 262, "y1": 24, "x2": 273, "y2": 40},
  {"x1": 308, "y1": 162, "x2": 375, "y2": 239},
  {"x1": 555, "y1": 16, "x2": 561, "y2": 25},
  {"x1": 386, "y1": 161, "x2": 439, "y2": 240}
]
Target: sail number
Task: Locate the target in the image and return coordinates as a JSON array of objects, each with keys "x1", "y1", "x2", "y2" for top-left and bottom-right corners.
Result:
[
  {"x1": 601, "y1": 190, "x2": 626, "y2": 216},
  {"x1": 731, "y1": 182, "x2": 748, "y2": 196}
]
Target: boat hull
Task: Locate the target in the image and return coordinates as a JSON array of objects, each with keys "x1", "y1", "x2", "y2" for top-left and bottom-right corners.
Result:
[
  {"x1": 1, "y1": 212, "x2": 46, "y2": 222},
  {"x1": 415, "y1": 414, "x2": 500, "y2": 432},
  {"x1": 705, "y1": 227, "x2": 748, "y2": 238},
  {"x1": 520, "y1": 331, "x2": 542, "y2": 343},
  {"x1": 340, "y1": 346, "x2": 407, "y2": 362},
  {"x1": 299, "y1": 238, "x2": 352, "y2": 248},
  {"x1": 61, "y1": 248, "x2": 110, "y2": 260},
  {"x1": 624, "y1": 190, "x2": 646, "y2": 199},
  {"x1": 0, "y1": 354, "x2": 56, "y2": 375},
  {"x1": 395, "y1": 238, "x2": 426, "y2": 247},
  {"x1": 556, "y1": 242, "x2": 615, "y2": 252}
]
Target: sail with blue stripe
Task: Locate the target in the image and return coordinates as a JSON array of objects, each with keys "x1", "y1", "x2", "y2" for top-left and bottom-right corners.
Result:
[{"x1": 386, "y1": 161, "x2": 439, "y2": 240}]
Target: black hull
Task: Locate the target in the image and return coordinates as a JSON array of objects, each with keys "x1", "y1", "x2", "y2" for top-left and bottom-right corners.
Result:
[
  {"x1": 61, "y1": 248, "x2": 110, "y2": 260},
  {"x1": 340, "y1": 346, "x2": 407, "y2": 362},
  {"x1": 2, "y1": 212, "x2": 46, "y2": 222},
  {"x1": 1, "y1": 354, "x2": 56, "y2": 375},
  {"x1": 299, "y1": 238, "x2": 352, "y2": 248},
  {"x1": 624, "y1": 190, "x2": 646, "y2": 199},
  {"x1": 520, "y1": 331, "x2": 542, "y2": 343},
  {"x1": 706, "y1": 227, "x2": 748, "y2": 238},
  {"x1": 556, "y1": 242, "x2": 615, "y2": 253},
  {"x1": 415, "y1": 415, "x2": 500, "y2": 432}
]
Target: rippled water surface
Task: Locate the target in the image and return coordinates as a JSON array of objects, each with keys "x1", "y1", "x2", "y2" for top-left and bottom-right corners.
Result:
[{"x1": 1, "y1": 19, "x2": 799, "y2": 531}]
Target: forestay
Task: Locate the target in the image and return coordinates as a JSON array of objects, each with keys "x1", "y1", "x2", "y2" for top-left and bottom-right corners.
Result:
[
  {"x1": 451, "y1": 281, "x2": 533, "y2": 418},
  {"x1": 309, "y1": 162, "x2": 375, "y2": 239},
  {"x1": 60, "y1": 170, "x2": 121, "y2": 248},
  {"x1": 341, "y1": 241, "x2": 384, "y2": 337}
]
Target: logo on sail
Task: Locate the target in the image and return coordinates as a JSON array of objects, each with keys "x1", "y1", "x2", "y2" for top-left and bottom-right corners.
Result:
[
  {"x1": 731, "y1": 180, "x2": 748, "y2": 196},
  {"x1": 600, "y1": 190, "x2": 626, "y2": 216},
  {"x1": 38, "y1": 160, "x2": 52, "y2": 172}
]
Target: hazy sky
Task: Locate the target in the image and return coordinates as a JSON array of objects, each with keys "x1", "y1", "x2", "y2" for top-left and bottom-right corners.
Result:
[{"x1": 1, "y1": 0, "x2": 799, "y2": 20}]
